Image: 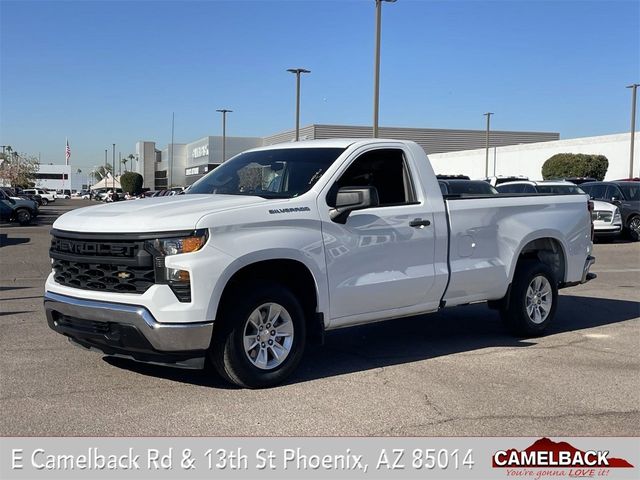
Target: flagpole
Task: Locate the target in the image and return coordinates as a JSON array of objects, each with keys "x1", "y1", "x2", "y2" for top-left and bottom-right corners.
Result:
[{"x1": 64, "y1": 138, "x2": 68, "y2": 196}]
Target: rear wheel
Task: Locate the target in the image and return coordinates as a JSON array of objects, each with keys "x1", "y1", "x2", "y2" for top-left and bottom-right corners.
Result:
[
  {"x1": 628, "y1": 216, "x2": 640, "y2": 241},
  {"x1": 15, "y1": 208, "x2": 32, "y2": 226},
  {"x1": 500, "y1": 261, "x2": 558, "y2": 336},
  {"x1": 41, "y1": 198, "x2": 49, "y2": 206},
  {"x1": 210, "y1": 283, "x2": 306, "y2": 388}
]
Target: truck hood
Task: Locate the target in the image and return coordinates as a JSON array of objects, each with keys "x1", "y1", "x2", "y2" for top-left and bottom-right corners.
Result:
[{"x1": 53, "y1": 194, "x2": 267, "y2": 233}]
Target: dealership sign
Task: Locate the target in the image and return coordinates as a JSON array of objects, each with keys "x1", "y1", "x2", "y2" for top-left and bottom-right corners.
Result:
[
  {"x1": 492, "y1": 438, "x2": 633, "y2": 469},
  {"x1": 191, "y1": 145, "x2": 209, "y2": 159}
]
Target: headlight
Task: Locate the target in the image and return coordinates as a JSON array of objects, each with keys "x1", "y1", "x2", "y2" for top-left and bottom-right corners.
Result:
[{"x1": 150, "y1": 230, "x2": 208, "y2": 256}]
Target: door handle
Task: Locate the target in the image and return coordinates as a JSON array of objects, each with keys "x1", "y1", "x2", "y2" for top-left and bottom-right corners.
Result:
[{"x1": 409, "y1": 218, "x2": 431, "y2": 228}]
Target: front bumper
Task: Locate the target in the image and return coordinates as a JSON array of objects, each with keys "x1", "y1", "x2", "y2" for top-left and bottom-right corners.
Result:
[
  {"x1": 44, "y1": 292, "x2": 213, "y2": 369},
  {"x1": 593, "y1": 224, "x2": 622, "y2": 236}
]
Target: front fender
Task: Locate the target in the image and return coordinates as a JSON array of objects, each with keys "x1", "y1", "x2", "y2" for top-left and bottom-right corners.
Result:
[{"x1": 205, "y1": 247, "x2": 329, "y2": 327}]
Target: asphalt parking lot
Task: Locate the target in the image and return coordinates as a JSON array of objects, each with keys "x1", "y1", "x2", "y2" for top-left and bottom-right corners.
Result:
[{"x1": 0, "y1": 200, "x2": 638, "y2": 436}]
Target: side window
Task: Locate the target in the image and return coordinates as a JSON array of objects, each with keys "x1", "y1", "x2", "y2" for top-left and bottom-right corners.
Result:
[
  {"x1": 586, "y1": 184, "x2": 606, "y2": 199},
  {"x1": 439, "y1": 182, "x2": 448, "y2": 195},
  {"x1": 333, "y1": 149, "x2": 415, "y2": 206},
  {"x1": 605, "y1": 185, "x2": 622, "y2": 200},
  {"x1": 522, "y1": 184, "x2": 537, "y2": 193}
]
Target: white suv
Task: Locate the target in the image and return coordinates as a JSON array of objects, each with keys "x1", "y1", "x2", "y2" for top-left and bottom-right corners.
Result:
[{"x1": 23, "y1": 188, "x2": 56, "y2": 205}]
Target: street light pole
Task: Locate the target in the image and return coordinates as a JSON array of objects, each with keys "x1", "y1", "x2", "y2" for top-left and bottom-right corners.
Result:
[
  {"x1": 287, "y1": 68, "x2": 311, "y2": 141},
  {"x1": 216, "y1": 109, "x2": 233, "y2": 162},
  {"x1": 483, "y1": 112, "x2": 494, "y2": 178},
  {"x1": 373, "y1": 0, "x2": 397, "y2": 138},
  {"x1": 112, "y1": 144, "x2": 116, "y2": 191},
  {"x1": 627, "y1": 83, "x2": 639, "y2": 178}
]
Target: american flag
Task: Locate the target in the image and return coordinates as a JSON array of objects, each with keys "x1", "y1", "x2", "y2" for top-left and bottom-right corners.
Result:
[{"x1": 65, "y1": 139, "x2": 71, "y2": 165}]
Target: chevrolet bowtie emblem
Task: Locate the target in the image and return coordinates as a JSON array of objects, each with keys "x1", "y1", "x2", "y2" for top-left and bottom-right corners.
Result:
[{"x1": 116, "y1": 271, "x2": 131, "y2": 279}]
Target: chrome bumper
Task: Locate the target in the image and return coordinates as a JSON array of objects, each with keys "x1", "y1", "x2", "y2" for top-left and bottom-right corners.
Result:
[{"x1": 44, "y1": 292, "x2": 213, "y2": 368}]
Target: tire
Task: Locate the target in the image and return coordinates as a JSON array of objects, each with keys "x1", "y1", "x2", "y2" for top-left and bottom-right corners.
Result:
[
  {"x1": 500, "y1": 261, "x2": 558, "y2": 337},
  {"x1": 209, "y1": 282, "x2": 306, "y2": 388},
  {"x1": 41, "y1": 198, "x2": 48, "y2": 206},
  {"x1": 15, "y1": 208, "x2": 32, "y2": 226},
  {"x1": 627, "y1": 216, "x2": 640, "y2": 242}
]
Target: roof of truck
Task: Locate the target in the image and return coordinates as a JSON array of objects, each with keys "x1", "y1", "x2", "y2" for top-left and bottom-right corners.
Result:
[{"x1": 248, "y1": 138, "x2": 411, "y2": 151}]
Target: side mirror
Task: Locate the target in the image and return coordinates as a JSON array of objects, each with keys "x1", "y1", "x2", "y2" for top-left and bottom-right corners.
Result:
[
  {"x1": 611, "y1": 196, "x2": 621, "y2": 205},
  {"x1": 329, "y1": 186, "x2": 379, "y2": 224}
]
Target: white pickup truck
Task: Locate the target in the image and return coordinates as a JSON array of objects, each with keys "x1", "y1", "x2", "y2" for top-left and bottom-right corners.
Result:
[{"x1": 44, "y1": 139, "x2": 595, "y2": 387}]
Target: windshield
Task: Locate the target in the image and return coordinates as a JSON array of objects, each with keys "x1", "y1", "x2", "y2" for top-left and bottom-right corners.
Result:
[
  {"x1": 536, "y1": 185, "x2": 585, "y2": 195},
  {"x1": 187, "y1": 147, "x2": 345, "y2": 198},
  {"x1": 619, "y1": 184, "x2": 640, "y2": 201}
]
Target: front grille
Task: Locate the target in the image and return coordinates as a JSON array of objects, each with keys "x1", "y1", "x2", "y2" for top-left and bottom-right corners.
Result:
[
  {"x1": 50, "y1": 233, "x2": 155, "y2": 294},
  {"x1": 51, "y1": 237, "x2": 140, "y2": 258},
  {"x1": 55, "y1": 313, "x2": 110, "y2": 335},
  {"x1": 52, "y1": 259, "x2": 155, "y2": 293}
]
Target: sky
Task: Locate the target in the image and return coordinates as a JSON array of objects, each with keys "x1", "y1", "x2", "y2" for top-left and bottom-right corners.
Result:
[{"x1": 1, "y1": 0, "x2": 639, "y2": 171}]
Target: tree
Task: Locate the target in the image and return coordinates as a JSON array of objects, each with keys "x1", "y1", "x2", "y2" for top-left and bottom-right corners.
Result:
[
  {"x1": 0, "y1": 151, "x2": 39, "y2": 188},
  {"x1": 120, "y1": 171, "x2": 143, "y2": 195},
  {"x1": 93, "y1": 164, "x2": 113, "y2": 181},
  {"x1": 121, "y1": 157, "x2": 128, "y2": 172},
  {"x1": 541, "y1": 153, "x2": 609, "y2": 181}
]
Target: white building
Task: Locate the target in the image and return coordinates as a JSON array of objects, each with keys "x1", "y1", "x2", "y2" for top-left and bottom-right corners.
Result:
[
  {"x1": 428, "y1": 132, "x2": 639, "y2": 181},
  {"x1": 28, "y1": 164, "x2": 92, "y2": 192}
]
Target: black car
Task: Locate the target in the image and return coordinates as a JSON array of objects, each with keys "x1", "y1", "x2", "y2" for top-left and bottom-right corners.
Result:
[
  {"x1": 0, "y1": 188, "x2": 39, "y2": 225},
  {"x1": 438, "y1": 179, "x2": 498, "y2": 195},
  {"x1": 581, "y1": 181, "x2": 640, "y2": 240},
  {"x1": 1, "y1": 186, "x2": 44, "y2": 206}
]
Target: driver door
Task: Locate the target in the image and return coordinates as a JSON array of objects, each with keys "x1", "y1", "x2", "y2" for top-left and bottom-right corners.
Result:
[{"x1": 319, "y1": 146, "x2": 439, "y2": 321}]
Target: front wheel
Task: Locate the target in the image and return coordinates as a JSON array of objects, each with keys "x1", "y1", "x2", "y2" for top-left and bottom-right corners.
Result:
[
  {"x1": 210, "y1": 283, "x2": 306, "y2": 388},
  {"x1": 15, "y1": 208, "x2": 33, "y2": 226},
  {"x1": 500, "y1": 261, "x2": 558, "y2": 337},
  {"x1": 627, "y1": 216, "x2": 640, "y2": 241}
]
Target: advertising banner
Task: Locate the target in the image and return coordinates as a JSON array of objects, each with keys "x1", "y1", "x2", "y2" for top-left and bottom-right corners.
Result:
[{"x1": 2, "y1": 437, "x2": 638, "y2": 480}]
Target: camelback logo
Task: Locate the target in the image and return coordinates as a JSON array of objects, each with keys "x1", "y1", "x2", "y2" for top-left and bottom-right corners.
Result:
[{"x1": 492, "y1": 437, "x2": 633, "y2": 469}]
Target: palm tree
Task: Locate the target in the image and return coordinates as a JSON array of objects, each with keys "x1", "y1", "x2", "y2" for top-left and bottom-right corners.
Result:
[
  {"x1": 121, "y1": 157, "x2": 128, "y2": 172},
  {"x1": 122, "y1": 153, "x2": 136, "y2": 171}
]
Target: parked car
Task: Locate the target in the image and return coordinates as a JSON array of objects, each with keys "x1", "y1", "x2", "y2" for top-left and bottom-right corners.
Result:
[
  {"x1": 438, "y1": 179, "x2": 498, "y2": 195},
  {"x1": 0, "y1": 188, "x2": 38, "y2": 225},
  {"x1": 45, "y1": 139, "x2": 595, "y2": 388},
  {"x1": 496, "y1": 180, "x2": 584, "y2": 195},
  {"x1": 495, "y1": 180, "x2": 622, "y2": 239},
  {"x1": 6, "y1": 187, "x2": 44, "y2": 206},
  {"x1": 1, "y1": 186, "x2": 41, "y2": 205},
  {"x1": 580, "y1": 181, "x2": 640, "y2": 241},
  {"x1": 436, "y1": 174, "x2": 470, "y2": 180},
  {"x1": 22, "y1": 188, "x2": 56, "y2": 205},
  {"x1": 56, "y1": 189, "x2": 71, "y2": 199},
  {"x1": 558, "y1": 177, "x2": 597, "y2": 185},
  {"x1": 485, "y1": 176, "x2": 529, "y2": 187}
]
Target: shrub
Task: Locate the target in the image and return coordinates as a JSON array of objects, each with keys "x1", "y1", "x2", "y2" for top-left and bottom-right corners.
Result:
[
  {"x1": 541, "y1": 153, "x2": 608, "y2": 181},
  {"x1": 120, "y1": 171, "x2": 143, "y2": 195}
]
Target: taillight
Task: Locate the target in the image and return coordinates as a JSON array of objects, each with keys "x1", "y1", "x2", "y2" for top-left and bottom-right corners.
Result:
[{"x1": 588, "y1": 200, "x2": 594, "y2": 240}]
